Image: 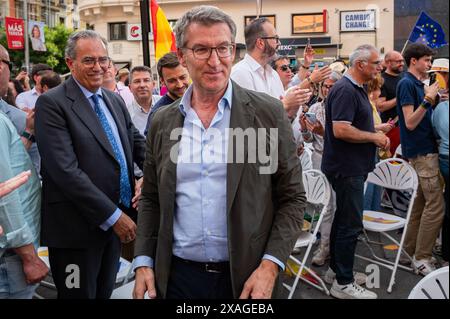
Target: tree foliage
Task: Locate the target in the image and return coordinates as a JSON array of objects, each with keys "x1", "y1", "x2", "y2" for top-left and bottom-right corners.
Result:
[{"x1": 0, "y1": 24, "x2": 73, "y2": 75}]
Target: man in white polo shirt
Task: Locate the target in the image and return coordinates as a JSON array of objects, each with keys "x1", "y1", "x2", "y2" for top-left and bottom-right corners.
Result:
[{"x1": 15, "y1": 63, "x2": 52, "y2": 110}]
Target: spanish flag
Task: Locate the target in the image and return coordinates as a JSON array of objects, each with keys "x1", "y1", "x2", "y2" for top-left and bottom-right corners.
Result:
[{"x1": 150, "y1": 0, "x2": 177, "y2": 61}]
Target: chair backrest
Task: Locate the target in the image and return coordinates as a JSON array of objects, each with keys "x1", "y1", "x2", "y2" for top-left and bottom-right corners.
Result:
[
  {"x1": 408, "y1": 266, "x2": 449, "y2": 299},
  {"x1": 303, "y1": 169, "x2": 331, "y2": 207},
  {"x1": 394, "y1": 144, "x2": 402, "y2": 158},
  {"x1": 302, "y1": 169, "x2": 331, "y2": 235},
  {"x1": 299, "y1": 147, "x2": 313, "y2": 171},
  {"x1": 366, "y1": 158, "x2": 418, "y2": 192}
]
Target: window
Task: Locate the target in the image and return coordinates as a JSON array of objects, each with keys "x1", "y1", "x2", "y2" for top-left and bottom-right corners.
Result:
[
  {"x1": 292, "y1": 12, "x2": 327, "y2": 34},
  {"x1": 244, "y1": 15, "x2": 276, "y2": 28},
  {"x1": 109, "y1": 22, "x2": 127, "y2": 41}
]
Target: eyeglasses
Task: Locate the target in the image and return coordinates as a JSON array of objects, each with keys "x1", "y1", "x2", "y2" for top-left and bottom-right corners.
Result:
[
  {"x1": 1, "y1": 59, "x2": 13, "y2": 72},
  {"x1": 80, "y1": 56, "x2": 111, "y2": 68},
  {"x1": 279, "y1": 65, "x2": 291, "y2": 72},
  {"x1": 389, "y1": 59, "x2": 404, "y2": 64},
  {"x1": 182, "y1": 44, "x2": 235, "y2": 60},
  {"x1": 261, "y1": 36, "x2": 280, "y2": 43},
  {"x1": 362, "y1": 60, "x2": 382, "y2": 66}
]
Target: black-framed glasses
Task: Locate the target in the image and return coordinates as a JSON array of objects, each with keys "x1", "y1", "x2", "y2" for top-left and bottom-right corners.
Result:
[
  {"x1": 81, "y1": 56, "x2": 111, "y2": 68},
  {"x1": 261, "y1": 36, "x2": 280, "y2": 43},
  {"x1": 183, "y1": 44, "x2": 235, "y2": 60},
  {"x1": 1, "y1": 59, "x2": 13, "y2": 72}
]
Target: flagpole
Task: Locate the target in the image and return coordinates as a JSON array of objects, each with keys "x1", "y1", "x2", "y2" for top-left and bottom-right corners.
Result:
[
  {"x1": 24, "y1": 0, "x2": 29, "y2": 71},
  {"x1": 140, "y1": 0, "x2": 151, "y2": 68}
]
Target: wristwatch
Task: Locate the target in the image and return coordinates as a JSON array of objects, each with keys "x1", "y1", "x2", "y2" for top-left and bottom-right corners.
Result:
[{"x1": 21, "y1": 131, "x2": 35, "y2": 143}]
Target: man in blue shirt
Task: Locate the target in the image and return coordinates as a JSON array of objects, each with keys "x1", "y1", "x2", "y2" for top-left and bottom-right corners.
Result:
[
  {"x1": 397, "y1": 43, "x2": 444, "y2": 276},
  {"x1": 0, "y1": 47, "x2": 48, "y2": 298},
  {"x1": 322, "y1": 44, "x2": 389, "y2": 299},
  {"x1": 133, "y1": 6, "x2": 305, "y2": 299},
  {"x1": 144, "y1": 52, "x2": 190, "y2": 136}
]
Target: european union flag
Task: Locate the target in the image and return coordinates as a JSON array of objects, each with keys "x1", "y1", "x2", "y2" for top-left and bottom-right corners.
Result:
[{"x1": 408, "y1": 12, "x2": 448, "y2": 49}]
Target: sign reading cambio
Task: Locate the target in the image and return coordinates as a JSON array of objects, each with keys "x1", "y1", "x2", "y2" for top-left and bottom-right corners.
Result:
[
  {"x1": 5, "y1": 17, "x2": 25, "y2": 49},
  {"x1": 340, "y1": 10, "x2": 376, "y2": 32},
  {"x1": 127, "y1": 24, "x2": 142, "y2": 41}
]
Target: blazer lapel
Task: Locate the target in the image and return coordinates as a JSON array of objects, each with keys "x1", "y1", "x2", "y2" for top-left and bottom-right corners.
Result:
[
  {"x1": 67, "y1": 77, "x2": 116, "y2": 161},
  {"x1": 226, "y1": 82, "x2": 255, "y2": 216}
]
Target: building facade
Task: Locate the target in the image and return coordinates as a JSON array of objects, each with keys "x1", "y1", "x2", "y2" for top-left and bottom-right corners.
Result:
[{"x1": 78, "y1": 0, "x2": 397, "y2": 69}]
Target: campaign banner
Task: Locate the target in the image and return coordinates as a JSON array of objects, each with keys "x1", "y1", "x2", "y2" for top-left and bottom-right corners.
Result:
[
  {"x1": 29, "y1": 21, "x2": 47, "y2": 51},
  {"x1": 5, "y1": 17, "x2": 25, "y2": 50},
  {"x1": 340, "y1": 10, "x2": 376, "y2": 32}
]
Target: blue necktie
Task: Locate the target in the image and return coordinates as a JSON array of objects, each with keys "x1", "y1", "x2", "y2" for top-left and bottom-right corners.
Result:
[{"x1": 91, "y1": 94, "x2": 132, "y2": 208}]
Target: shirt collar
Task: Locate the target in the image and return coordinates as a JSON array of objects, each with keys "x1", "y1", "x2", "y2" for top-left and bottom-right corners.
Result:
[
  {"x1": 73, "y1": 77, "x2": 103, "y2": 100},
  {"x1": 179, "y1": 80, "x2": 233, "y2": 117},
  {"x1": 406, "y1": 71, "x2": 424, "y2": 86},
  {"x1": 30, "y1": 87, "x2": 39, "y2": 96},
  {"x1": 132, "y1": 99, "x2": 150, "y2": 114},
  {"x1": 344, "y1": 73, "x2": 364, "y2": 88},
  {"x1": 244, "y1": 54, "x2": 266, "y2": 72}
]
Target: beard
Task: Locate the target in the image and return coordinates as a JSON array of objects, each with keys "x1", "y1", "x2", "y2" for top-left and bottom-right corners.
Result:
[
  {"x1": 263, "y1": 42, "x2": 278, "y2": 62},
  {"x1": 391, "y1": 66, "x2": 403, "y2": 74}
]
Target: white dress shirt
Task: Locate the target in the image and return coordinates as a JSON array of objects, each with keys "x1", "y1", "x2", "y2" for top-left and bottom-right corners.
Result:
[
  {"x1": 231, "y1": 54, "x2": 285, "y2": 100},
  {"x1": 15, "y1": 87, "x2": 40, "y2": 110},
  {"x1": 126, "y1": 96, "x2": 161, "y2": 136}
]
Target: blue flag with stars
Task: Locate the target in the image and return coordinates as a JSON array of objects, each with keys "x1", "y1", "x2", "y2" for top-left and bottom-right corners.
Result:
[{"x1": 408, "y1": 12, "x2": 448, "y2": 49}]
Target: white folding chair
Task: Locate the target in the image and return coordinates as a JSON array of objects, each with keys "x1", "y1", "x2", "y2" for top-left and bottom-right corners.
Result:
[
  {"x1": 283, "y1": 169, "x2": 331, "y2": 298},
  {"x1": 355, "y1": 158, "x2": 419, "y2": 293},
  {"x1": 408, "y1": 266, "x2": 448, "y2": 299},
  {"x1": 299, "y1": 147, "x2": 313, "y2": 171},
  {"x1": 394, "y1": 144, "x2": 402, "y2": 158}
]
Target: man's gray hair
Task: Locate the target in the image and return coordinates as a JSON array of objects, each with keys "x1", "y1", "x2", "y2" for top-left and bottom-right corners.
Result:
[
  {"x1": 349, "y1": 44, "x2": 379, "y2": 67},
  {"x1": 65, "y1": 30, "x2": 108, "y2": 59},
  {"x1": 174, "y1": 5, "x2": 236, "y2": 48}
]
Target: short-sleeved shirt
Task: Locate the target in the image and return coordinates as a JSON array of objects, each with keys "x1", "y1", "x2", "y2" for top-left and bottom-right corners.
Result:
[
  {"x1": 380, "y1": 72, "x2": 403, "y2": 122},
  {"x1": 322, "y1": 74, "x2": 376, "y2": 177},
  {"x1": 396, "y1": 72, "x2": 437, "y2": 159}
]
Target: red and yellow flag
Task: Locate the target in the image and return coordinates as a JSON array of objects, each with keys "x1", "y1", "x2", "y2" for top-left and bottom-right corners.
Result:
[{"x1": 150, "y1": 0, "x2": 177, "y2": 61}]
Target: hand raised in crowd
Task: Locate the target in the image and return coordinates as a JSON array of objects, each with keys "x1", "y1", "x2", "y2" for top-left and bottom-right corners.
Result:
[
  {"x1": 303, "y1": 44, "x2": 315, "y2": 67},
  {"x1": 132, "y1": 177, "x2": 143, "y2": 210},
  {"x1": 375, "y1": 122, "x2": 394, "y2": 134},
  {"x1": 113, "y1": 212, "x2": 137, "y2": 243},
  {"x1": 282, "y1": 87, "x2": 312, "y2": 118},
  {"x1": 297, "y1": 142, "x2": 305, "y2": 157},
  {"x1": 133, "y1": 267, "x2": 157, "y2": 299},
  {"x1": 373, "y1": 132, "x2": 390, "y2": 151},
  {"x1": 0, "y1": 171, "x2": 31, "y2": 197},
  {"x1": 239, "y1": 259, "x2": 278, "y2": 299},
  {"x1": 310, "y1": 65, "x2": 332, "y2": 84},
  {"x1": 424, "y1": 81, "x2": 440, "y2": 102},
  {"x1": 14, "y1": 244, "x2": 49, "y2": 284}
]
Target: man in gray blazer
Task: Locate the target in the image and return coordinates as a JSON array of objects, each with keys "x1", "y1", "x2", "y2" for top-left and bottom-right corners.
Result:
[
  {"x1": 133, "y1": 5, "x2": 305, "y2": 299},
  {"x1": 35, "y1": 31, "x2": 145, "y2": 299}
]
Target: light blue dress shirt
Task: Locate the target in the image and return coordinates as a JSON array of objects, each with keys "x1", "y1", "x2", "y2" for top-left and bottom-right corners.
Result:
[
  {"x1": 134, "y1": 81, "x2": 284, "y2": 271},
  {"x1": 432, "y1": 100, "x2": 449, "y2": 157},
  {"x1": 0, "y1": 112, "x2": 41, "y2": 257},
  {"x1": 73, "y1": 79, "x2": 125, "y2": 230}
]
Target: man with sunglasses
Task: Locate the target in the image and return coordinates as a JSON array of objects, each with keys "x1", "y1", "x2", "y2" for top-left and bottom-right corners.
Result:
[
  {"x1": 34, "y1": 30, "x2": 146, "y2": 299},
  {"x1": 272, "y1": 56, "x2": 294, "y2": 90}
]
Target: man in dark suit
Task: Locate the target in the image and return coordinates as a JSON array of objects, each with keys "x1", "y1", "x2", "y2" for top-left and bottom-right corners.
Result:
[
  {"x1": 34, "y1": 30, "x2": 145, "y2": 299},
  {"x1": 133, "y1": 6, "x2": 305, "y2": 299}
]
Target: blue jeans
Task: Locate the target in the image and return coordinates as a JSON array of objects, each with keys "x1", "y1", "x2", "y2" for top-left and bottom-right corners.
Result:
[
  {"x1": 364, "y1": 183, "x2": 382, "y2": 211},
  {"x1": 439, "y1": 155, "x2": 449, "y2": 261},
  {"x1": 0, "y1": 254, "x2": 38, "y2": 299},
  {"x1": 326, "y1": 174, "x2": 366, "y2": 285}
]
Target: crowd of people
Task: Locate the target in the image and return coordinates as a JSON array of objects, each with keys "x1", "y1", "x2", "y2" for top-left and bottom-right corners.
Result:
[{"x1": 0, "y1": 5, "x2": 448, "y2": 300}]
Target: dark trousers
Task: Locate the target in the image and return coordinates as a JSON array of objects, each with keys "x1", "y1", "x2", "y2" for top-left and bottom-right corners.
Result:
[
  {"x1": 166, "y1": 256, "x2": 233, "y2": 299},
  {"x1": 439, "y1": 155, "x2": 449, "y2": 261},
  {"x1": 326, "y1": 174, "x2": 366, "y2": 285},
  {"x1": 48, "y1": 235, "x2": 121, "y2": 299}
]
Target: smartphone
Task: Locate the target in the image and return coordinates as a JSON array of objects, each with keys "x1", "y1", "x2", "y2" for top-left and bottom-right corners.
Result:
[
  {"x1": 305, "y1": 112, "x2": 317, "y2": 123},
  {"x1": 429, "y1": 72, "x2": 437, "y2": 85},
  {"x1": 307, "y1": 37, "x2": 311, "y2": 48}
]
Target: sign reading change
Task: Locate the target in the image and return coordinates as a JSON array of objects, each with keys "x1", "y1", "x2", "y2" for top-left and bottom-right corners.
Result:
[{"x1": 340, "y1": 10, "x2": 376, "y2": 32}]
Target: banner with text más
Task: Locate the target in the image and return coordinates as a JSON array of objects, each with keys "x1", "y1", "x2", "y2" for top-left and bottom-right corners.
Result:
[{"x1": 5, "y1": 17, "x2": 25, "y2": 50}]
